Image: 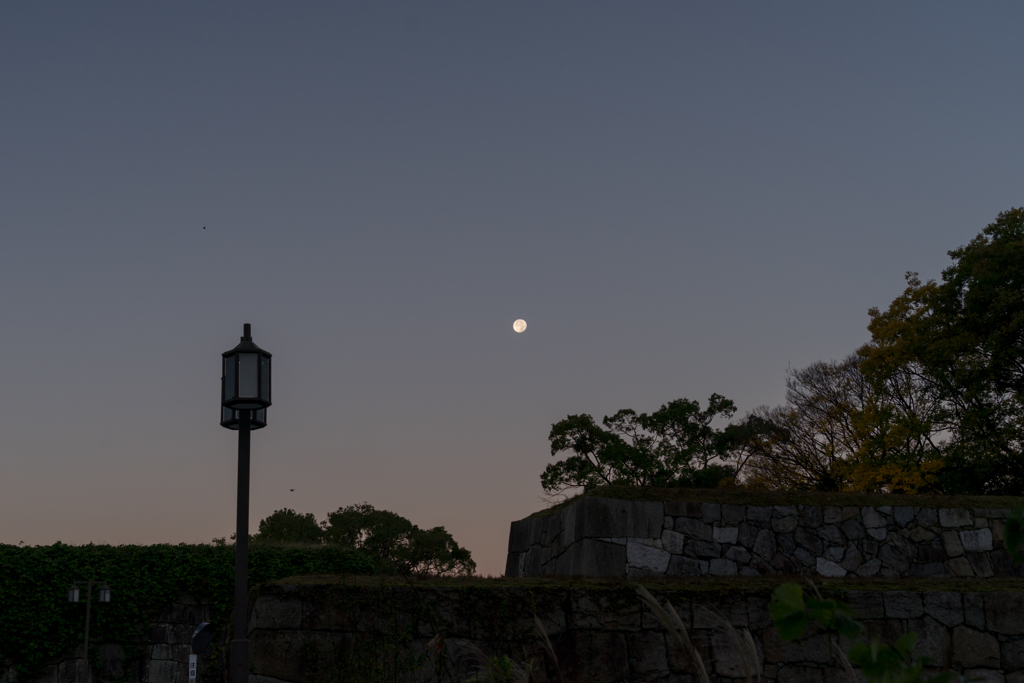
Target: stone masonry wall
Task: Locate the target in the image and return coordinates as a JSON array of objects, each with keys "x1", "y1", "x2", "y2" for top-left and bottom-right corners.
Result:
[
  {"x1": 9, "y1": 580, "x2": 1024, "y2": 683},
  {"x1": 247, "y1": 579, "x2": 1024, "y2": 683},
  {"x1": 505, "y1": 496, "x2": 1021, "y2": 579}
]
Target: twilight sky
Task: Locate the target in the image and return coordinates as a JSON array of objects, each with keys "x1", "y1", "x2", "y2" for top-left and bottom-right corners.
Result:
[{"x1": 1, "y1": 3, "x2": 1022, "y2": 575}]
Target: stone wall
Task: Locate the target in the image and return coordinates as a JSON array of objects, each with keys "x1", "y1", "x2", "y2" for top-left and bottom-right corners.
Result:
[
  {"x1": 0, "y1": 596, "x2": 217, "y2": 683},
  {"x1": 247, "y1": 578, "x2": 1024, "y2": 683},
  {"x1": 505, "y1": 496, "x2": 1021, "y2": 579},
  {"x1": 10, "y1": 579, "x2": 1024, "y2": 683}
]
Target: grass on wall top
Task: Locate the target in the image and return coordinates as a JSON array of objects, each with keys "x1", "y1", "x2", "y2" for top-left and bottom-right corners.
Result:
[{"x1": 527, "y1": 485, "x2": 1024, "y2": 518}]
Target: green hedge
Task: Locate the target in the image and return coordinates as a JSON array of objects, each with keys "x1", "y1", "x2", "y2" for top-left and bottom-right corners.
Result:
[{"x1": 0, "y1": 543, "x2": 375, "y2": 677}]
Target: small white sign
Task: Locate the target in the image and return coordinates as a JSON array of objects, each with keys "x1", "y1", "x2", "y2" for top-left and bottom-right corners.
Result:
[{"x1": 188, "y1": 654, "x2": 197, "y2": 683}]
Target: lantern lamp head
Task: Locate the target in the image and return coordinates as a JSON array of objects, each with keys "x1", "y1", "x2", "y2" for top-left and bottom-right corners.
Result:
[
  {"x1": 68, "y1": 584, "x2": 80, "y2": 603},
  {"x1": 221, "y1": 323, "x2": 272, "y2": 428},
  {"x1": 99, "y1": 584, "x2": 111, "y2": 603}
]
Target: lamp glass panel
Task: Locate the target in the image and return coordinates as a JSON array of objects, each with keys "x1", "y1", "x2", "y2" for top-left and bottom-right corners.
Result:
[
  {"x1": 255, "y1": 408, "x2": 266, "y2": 423},
  {"x1": 238, "y1": 353, "x2": 258, "y2": 398},
  {"x1": 69, "y1": 586, "x2": 79, "y2": 603},
  {"x1": 260, "y1": 354, "x2": 271, "y2": 402},
  {"x1": 99, "y1": 588, "x2": 111, "y2": 603},
  {"x1": 222, "y1": 406, "x2": 233, "y2": 423},
  {"x1": 223, "y1": 356, "x2": 236, "y2": 401}
]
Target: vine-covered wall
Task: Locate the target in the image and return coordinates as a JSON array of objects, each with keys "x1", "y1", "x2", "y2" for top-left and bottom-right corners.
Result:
[{"x1": 0, "y1": 543, "x2": 373, "y2": 682}]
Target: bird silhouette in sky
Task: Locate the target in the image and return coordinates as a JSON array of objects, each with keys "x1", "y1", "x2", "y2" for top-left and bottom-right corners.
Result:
[
  {"x1": 203, "y1": 226, "x2": 206, "y2": 229},
  {"x1": 290, "y1": 489, "x2": 295, "y2": 492}
]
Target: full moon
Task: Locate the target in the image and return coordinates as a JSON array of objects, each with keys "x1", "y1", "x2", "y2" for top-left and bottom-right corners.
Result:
[{"x1": 513, "y1": 319, "x2": 527, "y2": 333}]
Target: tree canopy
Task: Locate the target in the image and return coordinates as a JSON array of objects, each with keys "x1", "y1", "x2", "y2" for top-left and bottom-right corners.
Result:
[
  {"x1": 858, "y1": 207, "x2": 1024, "y2": 493},
  {"x1": 540, "y1": 394, "x2": 737, "y2": 496},
  {"x1": 253, "y1": 504, "x2": 476, "y2": 576}
]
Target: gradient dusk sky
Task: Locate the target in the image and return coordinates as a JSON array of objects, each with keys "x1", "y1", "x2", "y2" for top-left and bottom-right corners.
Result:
[{"x1": 2, "y1": 3, "x2": 1022, "y2": 575}]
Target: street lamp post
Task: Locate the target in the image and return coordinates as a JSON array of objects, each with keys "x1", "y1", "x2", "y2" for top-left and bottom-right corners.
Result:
[
  {"x1": 221, "y1": 324, "x2": 271, "y2": 683},
  {"x1": 67, "y1": 579, "x2": 111, "y2": 679}
]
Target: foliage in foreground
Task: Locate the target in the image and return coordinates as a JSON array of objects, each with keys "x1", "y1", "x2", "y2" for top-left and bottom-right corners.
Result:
[
  {"x1": 254, "y1": 503, "x2": 476, "y2": 576},
  {"x1": 770, "y1": 583, "x2": 956, "y2": 683},
  {"x1": 0, "y1": 542, "x2": 373, "y2": 678}
]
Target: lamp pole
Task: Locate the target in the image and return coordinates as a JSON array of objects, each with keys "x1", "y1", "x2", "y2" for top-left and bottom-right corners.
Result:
[
  {"x1": 67, "y1": 580, "x2": 111, "y2": 680},
  {"x1": 231, "y1": 408, "x2": 251, "y2": 683},
  {"x1": 220, "y1": 323, "x2": 271, "y2": 683}
]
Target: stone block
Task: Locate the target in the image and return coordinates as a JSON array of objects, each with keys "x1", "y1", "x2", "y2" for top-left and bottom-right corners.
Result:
[
  {"x1": 725, "y1": 546, "x2": 751, "y2": 563},
  {"x1": 923, "y1": 592, "x2": 964, "y2": 627},
  {"x1": 840, "y1": 546, "x2": 863, "y2": 572},
  {"x1": 1002, "y1": 637, "x2": 1024, "y2": 672},
  {"x1": 862, "y1": 507, "x2": 887, "y2": 528},
  {"x1": 661, "y1": 529, "x2": 685, "y2": 554},
  {"x1": 568, "y1": 497, "x2": 663, "y2": 541},
  {"x1": 884, "y1": 591, "x2": 923, "y2": 618},
  {"x1": 823, "y1": 546, "x2": 844, "y2": 562},
  {"x1": 702, "y1": 503, "x2": 722, "y2": 523},
  {"x1": 776, "y1": 666, "x2": 825, "y2": 683},
  {"x1": 666, "y1": 555, "x2": 703, "y2": 576},
  {"x1": 626, "y1": 541, "x2": 670, "y2": 574},
  {"x1": 747, "y1": 506, "x2": 772, "y2": 524},
  {"x1": 962, "y1": 528, "x2": 993, "y2": 552},
  {"x1": 910, "y1": 526, "x2": 937, "y2": 542},
  {"x1": 774, "y1": 505, "x2": 798, "y2": 517},
  {"x1": 815, "y1": 558, "x2": 846, "y2": 577},
  {"x1": 674, "y1": 516, "x2": 713, "y2": 541},
  {"x1": 943, "y1": 530, "x2": 966, "y2": 557},
  {"x1": 772, "y1": 516, "x2": 798, "y2": 533},
  {"x1": 952, "y1": 626, "x2": 1000, "y2": 668},
  {"x1": 708, "y1": 558, "x2": 738, "y2": 576},
  {"x1": 738, "y1": 521, "x2": 758, "y2": 548},
  {"x1": 843, "y1": 591, "x2": 883, "y2": 619},
  {"x1": 722, "y1": 504, "x2": 746, "y2": 524},
  {"x1": 940, "y1": 508, "x2": 973, "y2": 528},
  {"x1": 945, "y1": 556, "x2": 974, "y2": 577},
  {"x1": 867, "y1": 527, "x2": 887, "y2": 540},
  {"x1": 894, "y1": 506, "x2": 916, "y2": 527},
  {"x1": 824, "y1": 506, "x2": 842, "y2": 524},
  {"x1": 504, "y1": 552, "x2": 523, "y2": 577},
  {"x1": 753, "y1": 529, "x2": 776, "y2": 559},
  {"x1": 554, "y1": 539, "x2": 627, "y2": 576},
  {"x1": 985, "y1": 592, "x2": 1024, "y2": 634},
  {"x1": 559, "y1": 631, "x2": 630, "y2": 683},
  {"x1": 665, "y1": 500, "x2": 702, "y2": 517},
  {"x1": 777, "y1": 533, "x2": 796, "y2": 554},
  {"x1": 508, "y1": 517, "x2": 543, "y2": 553},
  {"x1": 250, "y1": 595, "x2": 303, "y2": 631},
  {"x1": 840, "y1": 520, "x2": 865, "y2": 540},
  {"x1": 801, "y1": 506, "x2": 823, "y2": 529},
  {"x1": 683, "y1": 540, "x2": 721, "y2": 559},
  {"x1": 965, "y1": 592, "x2": 986, "y2": 629},
  {"x1": 791, "y1": 527, "x2": 822, "y2": 556},
  {"x1": 710, "y1": 628, "x2": 763, "y2": 677},
  {"x1": 908, "y1": 616, "x2": 950, "y2": 665},
  {"x1": 963, "y1": 671, "x2": 1006, "y2": 683},
  {"x1": 878, "y1": 544, "x2": 911, "y2": 573},
  {"x1": 856, "y1": 557, "x2": 882, "y2": 576},
  {"x1": 713, "y1": 526, "x2": 738, "y2": 544},
  {"x1": 147, "y1": 659, "x2": 183, "y2": 683},
  {"x1": 762, "y1": 628, "x2": 831, "y2": 664},
  {"x1": 917, "y1": 543, "x2": 947, "y2": 563},
  {"x1": 968, "y1": 552, "x2": 995, "y2": 578},
  {"x1": 917, "y1": 507, "x2": 938, "y2": 526},
  {"x1": 570, "y1": 590, "x2": 642, "y2": 631},
  {"x1": 817, "y1": 525, "x2": 845, "y2": 546},
  {"x1": 793, "y1": 547, "x2": 816, "y2": 566}
]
